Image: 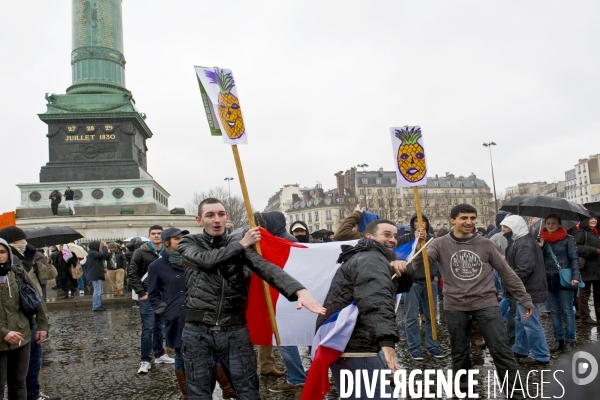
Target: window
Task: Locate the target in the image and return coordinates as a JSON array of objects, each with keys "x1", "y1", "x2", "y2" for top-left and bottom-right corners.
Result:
[
  {"x1": 472, "y1": 198, "x2": 476, "y2": 204},
  {"x1": 396, "y1": 199, "x2": 402, "y2": 207},
  {"x1": 308, "y1": 213, "x2": 312, "y2": 222},
  {"x1": 315, "y1": 211, "x2": 319, "y2": 221},
  {"x1": 378, "y1": 199, "x2": 384, "y2": 207},
  {"x1": 388, "y1": 188, "x2": 394, "y2": 194},
  {"x1": 463, "y1": 199, "x2": 466, "y2": 204},
  {"x1": 388, "y1": 199, "x2": 394, "y2": 208},
  {"x1": 368, "y1": 199, "x2": 374, "y2": 208},
  {"x1": 361, "y1": 178, "x2": 368, "y2": 184},
  {"x1": 326, "y1": 224, "x2": 333, "y2": 231},
  {"x1": 368, "y1": 189, "x2": 373, "y2": 195},
  {"x1": 326, "y1": 210, "x2": 332, "y2": 220},
  {"x1": 289, "y1": 215, "x2": 293, "y2": 224},
  {"x1": 308, "y1": 226, "x2": 313, "y2": 231},
  {"x1": 295, "y1": 214, "x2": 299, "y2": 221},
  {"x1": 391, "y1": 178, "x2": 396, "y2": 184},
  {"x1": 434, "y1": 181, "x2": 439, "y2": 187},
  {"x1": 378, "y1": 189, "x2": 383, "y2": 195},
  {"x1": 314, "y1": 224, "x2": 320, "y2": 230},
  {"x1": 349, "y1": 198, "x2": 356, "y2": 204},
  {"x1": 339, "y1": 210, "x2": 345, "y2": 220},
  {"x1": 479, "y1": 198, "x2": 483, "y2": 204},
  {"x1": 301, "y1": 213, "x2": 305, "y2": 221},
  {"x1": 359, "y1": 189, "x2": 365, "y2": 195},
  {"x1": 376, "y1": 178, "x2": 382, "y2": 184}
]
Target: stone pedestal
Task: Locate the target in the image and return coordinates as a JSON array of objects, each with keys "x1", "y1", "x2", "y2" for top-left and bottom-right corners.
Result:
[{"x1": 16, "y1": 179, "x2": 170, "y2": 218}]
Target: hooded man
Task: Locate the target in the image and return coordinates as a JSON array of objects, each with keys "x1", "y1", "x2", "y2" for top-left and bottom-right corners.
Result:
[
  {"x1": 502, "y1": 215, "x2": 550, "y2": 365},
  {"x1": 486, "y1": 210, "x2": 509, "y2": 238},
  {"x1": 397, "y1": 214, "x2": 443, "y2": 360},
  {"x1": 85, "y1": 241, "x2": 111, "y2": 312},
  {"x1": 0, "y1": 227, "x2": 58, "y2": 400},
  {"x1": 289, "y1": 220, "x2": 321, "y2": 243},
  {"x1": 48, "y1": 190, "x2": 61, "y2": 216}
]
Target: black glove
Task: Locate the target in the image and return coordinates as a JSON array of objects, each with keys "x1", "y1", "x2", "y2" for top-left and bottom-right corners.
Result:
[{"x1": 24, "y1": 243, "x2": 37, "y2": 260}]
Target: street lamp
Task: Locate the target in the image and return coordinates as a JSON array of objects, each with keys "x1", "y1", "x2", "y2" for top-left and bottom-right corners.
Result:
[
  {"x1": 482, "y1": 142, "x2": 499, "y2": 214},
  {"x1": 357, "y1": 163, "x2": 369, "y2": 175},
  {"x1": 224, "y1": 177, "x2": 234, "y2": 211}
]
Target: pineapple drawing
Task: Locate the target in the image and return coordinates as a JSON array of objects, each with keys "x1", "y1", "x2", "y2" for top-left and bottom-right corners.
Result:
[
  {"x1": 395, "y1": 127, "x2": 426, "y2": 182},
  {"x1": 204, "y1": 69, "x2": 245, "y2": 139}
]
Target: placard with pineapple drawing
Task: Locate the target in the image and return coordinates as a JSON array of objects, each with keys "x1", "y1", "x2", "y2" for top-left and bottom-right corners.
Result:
[
  {"x1": 390, "y1": 126, "x2": 427, "y2": 188},
  {"x1": 195, "y1": 66, "x2": 248, "y2": 145}
]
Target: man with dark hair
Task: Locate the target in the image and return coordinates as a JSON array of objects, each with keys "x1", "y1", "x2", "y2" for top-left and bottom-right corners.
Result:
[
  {"x1": 129, "y1": 225, "x2": 174, "y2": 374},
  {"x1": 318, "y1": 219, "x2": 410, "y2": 399},
  {"x1": 412, "y1": 204, "x2": 533, "y2": 398},
  {"x1": 179, "y1": 198, "x2": 325, "y2": 399}
]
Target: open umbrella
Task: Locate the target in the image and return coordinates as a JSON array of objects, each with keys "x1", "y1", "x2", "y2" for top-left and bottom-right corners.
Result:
[
  {"x1": 310, "y1": 229, "x2": 335, "y2": 239},
  {"x1": 67, "y1": 243, "x2": 88, "y2": 258},
  {"x1": 25, "y1": 226, "x2": 84, "y2": 248},
  {"x1": 500, "y1": 195, "x2": 590, "y2": 221},
  {"x1": 584, "y1": 201, "x2": 600, "y2": 215}
]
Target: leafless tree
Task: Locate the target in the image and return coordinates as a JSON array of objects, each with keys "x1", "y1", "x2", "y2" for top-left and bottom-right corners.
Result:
[{"x1": 186, "y1": 186, "x2": 249, "y2": 229}]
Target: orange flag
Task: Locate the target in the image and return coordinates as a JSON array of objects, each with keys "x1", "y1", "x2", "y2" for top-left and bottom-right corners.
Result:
[{"x1": 0, "y1": 212, "x2": 16, "y2": 229}]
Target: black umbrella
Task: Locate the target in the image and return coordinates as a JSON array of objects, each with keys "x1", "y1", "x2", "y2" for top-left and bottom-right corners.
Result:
[
  {"x1": 500, "y1": 195, "x2": 590, "y2": 221},
  {"x1": 25, "y1": 226, "x2": 84, "y2": 248},
  {"x1": 310, "y1": 229, "x2": 335, "y2": 239},
  {"x1": 584, "y1": 201, "x2": 600, "y2": 215}
]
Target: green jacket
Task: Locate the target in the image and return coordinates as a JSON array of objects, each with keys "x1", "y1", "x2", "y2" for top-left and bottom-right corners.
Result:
[{"x1": 0, "y1": 267, "x2": 32, "y2": 352}]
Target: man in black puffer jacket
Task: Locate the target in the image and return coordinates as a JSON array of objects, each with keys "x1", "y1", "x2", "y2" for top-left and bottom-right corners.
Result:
[
  {"x1": 502, "y1": 215, "x2": 549, "y2": 365},
  {"x1": 179, "y1": 198, "x2": 325, "y2": 399},
  {"x1": 317, "y1": 220, "x2": 410, "y2": 399}
]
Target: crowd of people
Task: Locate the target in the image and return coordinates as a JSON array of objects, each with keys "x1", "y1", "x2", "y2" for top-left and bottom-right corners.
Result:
[{"x1": 0, "y1": 199, "x2": 599, "y2": 399}]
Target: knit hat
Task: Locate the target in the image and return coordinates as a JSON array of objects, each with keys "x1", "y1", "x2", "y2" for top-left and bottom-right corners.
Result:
[{"x1": 0, "y1": 226, "x2": 27, "y2": 244}]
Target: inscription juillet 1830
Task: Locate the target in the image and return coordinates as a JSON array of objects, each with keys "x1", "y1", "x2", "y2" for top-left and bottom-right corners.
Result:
[{"x1": 65, "y1": 125, "x2": 117, "y2": 141}]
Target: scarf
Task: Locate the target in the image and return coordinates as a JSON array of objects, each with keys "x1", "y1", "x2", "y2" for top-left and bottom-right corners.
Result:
[
  {"x1": 590, "y1": 227, "x2": 599, "y2": 235},
  {"x1": 540, "y1": 227, "x2": 568, "y2": 243},
  {"x1": 166, "y1": 248, "x2": 182, "y2": 264}
]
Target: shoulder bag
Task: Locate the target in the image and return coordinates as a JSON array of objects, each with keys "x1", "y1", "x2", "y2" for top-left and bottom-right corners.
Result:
[
  {"x1": 578, "y1": 233, "x2": 587, "y2": 269},
  {"x1": 11, "y1": 265, "x2": 43, "y2": 316},
  {"x1": 545, "y1": 243, "x2": 585, "y2": 289},
  {"x1": 70, "y1": 262, "x2": 84, "y2": 280}
]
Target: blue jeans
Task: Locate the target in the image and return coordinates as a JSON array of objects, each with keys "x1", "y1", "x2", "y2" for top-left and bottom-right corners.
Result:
[
  {"x1": 546, "y1": 289, "x2": 576, "y2": 342},
  {"x1": 77, "y1": 274, "x2": 87, "y2": 291},
  {"x1": 91, "y1": 280, "x2": 103, "y2": 309},
  {"x1": 139, "y1": 299, "x2": 165, "y2": 362},
  {"x1": 512, "y1": 303, "x2": 550, "y2": 362},
  {"x1": 330, "y1": 352, "x2": 391, "y2": 400},
  {"x1": 278, "y1": 346, "x2": 306, "y2": 385},
  {"x1": 26, "y1": 317, "x2": 41, "y2": 400},
  {"x1": 404, "y1": 281, "x2": 439, "y2": 353},
  {"x1": 499, "y1": 297, "x2": 517, "y2": 342},
  {"x1": 445, "y1": 307, "x2": 524, "y2": 399},
  {"x1": 174, "y1": 348, "x2": 184, "y2": 372},
  {"x1": 182, "y1": 324, "x2": 259, "y2": 399}
]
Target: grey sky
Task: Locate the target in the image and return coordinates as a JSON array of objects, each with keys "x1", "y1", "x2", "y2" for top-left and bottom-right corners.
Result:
[{"x1": 2, "y1": 0, "x2": 599, "y2": 214}]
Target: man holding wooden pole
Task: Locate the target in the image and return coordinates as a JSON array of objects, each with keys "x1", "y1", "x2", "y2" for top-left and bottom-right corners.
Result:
[{"x1": 178, "y1": 198, "x2": 325, "y2": 399}]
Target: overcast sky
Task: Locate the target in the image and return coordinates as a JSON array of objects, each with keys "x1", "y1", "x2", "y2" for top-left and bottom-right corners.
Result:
[{"x1": 2, "y1": 0, "x2": 599, "y2": 214}]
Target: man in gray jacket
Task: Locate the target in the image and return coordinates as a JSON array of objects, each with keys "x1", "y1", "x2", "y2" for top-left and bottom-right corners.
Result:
[{"x1": 414, "y1": 204, "x2": 533, "y2": 399}]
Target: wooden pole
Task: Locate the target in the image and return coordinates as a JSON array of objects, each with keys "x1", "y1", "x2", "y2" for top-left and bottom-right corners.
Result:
[
  {"x1": 231, "y1": 145, "x2": 281, "y2": 345},
  {"x1": 412, "y1": 186, "x2": 438, "y2": 340}
]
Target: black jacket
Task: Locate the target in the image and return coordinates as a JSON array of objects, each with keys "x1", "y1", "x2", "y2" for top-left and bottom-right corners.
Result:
[
  {"x1": 49, "y1": 191, "x2": 62, "y2": 205},
  {"x1": 85, "y1": 241, "x2": 111, "y2": 281},
  {"x1": 505, "y1": 233, "x2": 548, "y2": 303},
  {"x1": 397, "y1": 214, "x2": 440, "y2": 283},
  {"x1": 178, "y1": 231, "x2": 305, "y2": 327},
  {"x1": 574, "y1": 218, "x2": 600, "y2": 282},
  {"x1": 148, "y1": 248, "x2": 186, "y2": 349},
  {"x1": 542, "y1": 235, "x2": 581, "y2": 291},
  {"x1": 316, "y1": 238, "x2": 401, "y2": 353},
  {"x1": 129, "y1": 243, "x2": 160, "y2": 297},
  {"x1": 486, "y1": 211, "x2": 509, "y2": 239},
  {"x1": 64, "y1": 190, "x2": 74, "y2": 201}
]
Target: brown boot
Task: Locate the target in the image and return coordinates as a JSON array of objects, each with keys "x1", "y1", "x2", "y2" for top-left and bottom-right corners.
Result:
[
  {"x1": 175, "y1": 370, "x2": 187, "y2": 399},
  {"x1": 216, "y1": 365, "x2": 237, "y2": 399}
]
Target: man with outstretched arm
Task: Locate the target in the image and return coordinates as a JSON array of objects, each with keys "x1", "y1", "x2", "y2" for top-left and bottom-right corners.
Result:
[
  {"x1": 411, "y1": 204, "x2": 534, "y2": 399},
  {"x1": 179, "y1": 198, "x2": 325, "y2": 399}
]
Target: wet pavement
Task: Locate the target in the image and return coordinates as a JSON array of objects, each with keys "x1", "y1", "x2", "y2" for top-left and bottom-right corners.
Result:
[{"x1": 38, "y1": 293, "x2": 598, "y2": 400}]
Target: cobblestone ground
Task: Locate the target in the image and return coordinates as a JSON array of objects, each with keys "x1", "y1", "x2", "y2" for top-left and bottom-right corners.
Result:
[{"x1": 38, "y1": 301, "x2": 598, "y2": 400}]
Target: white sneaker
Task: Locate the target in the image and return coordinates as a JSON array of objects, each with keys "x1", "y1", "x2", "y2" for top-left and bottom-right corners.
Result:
[
  {"x1": 154, "y1": 354, "x2": 175, "y2": 364},
  {"x1": 79, "y1": 290, "x2": 84, "y2": 296},
  {"x1": 137, "y1": 361, "x2": 151, "y2": 374}
]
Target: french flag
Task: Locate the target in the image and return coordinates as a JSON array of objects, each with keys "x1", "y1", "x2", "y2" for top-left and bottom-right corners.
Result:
[
  {"x1": 301, "y1": 302, "x2": 359, "y2": 400},
  {"x1": 245, "y1": 228, "x2": 358, "y2": 346},
  {"x1": 394, "y1": 237, "x2": 417, "y2": 261}
]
